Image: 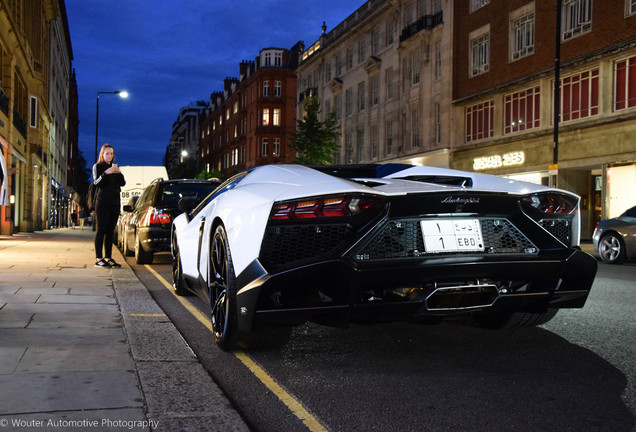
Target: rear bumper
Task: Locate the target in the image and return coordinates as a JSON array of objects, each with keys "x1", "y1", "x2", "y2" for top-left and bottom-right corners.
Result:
[
  {"x1": 138, "y1": 226, "x2": 171, "y2": 253},
  {"x1": 234, "y1": 248, "x2": 597, "y2": 332}
]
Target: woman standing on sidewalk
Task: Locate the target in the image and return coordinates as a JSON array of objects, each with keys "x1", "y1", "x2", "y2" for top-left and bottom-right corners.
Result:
[{"x1": 92, "y1": 143, "x2": 126, "y2": 268}]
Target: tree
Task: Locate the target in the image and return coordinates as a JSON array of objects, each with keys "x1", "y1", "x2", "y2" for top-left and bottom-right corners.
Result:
[
  {"x1": 196, "y1": 169, "x2": 223, "y2": 181},
  {"x1": 289, "y1": 96, "x2": 340, "y2": 165}
]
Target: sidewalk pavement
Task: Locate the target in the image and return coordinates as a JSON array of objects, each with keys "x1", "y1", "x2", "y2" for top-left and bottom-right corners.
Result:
[{"x1": 0, "y1": 228, "x2": 250, "y2": 432}]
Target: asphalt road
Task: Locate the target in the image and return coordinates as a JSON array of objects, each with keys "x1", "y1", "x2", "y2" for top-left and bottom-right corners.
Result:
[{"x1": 129, "y1": 252, "x2": 635, "y2": 432}]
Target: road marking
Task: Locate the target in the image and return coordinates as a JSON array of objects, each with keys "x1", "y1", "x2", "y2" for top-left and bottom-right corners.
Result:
[
  {"x1": 129, "y1": 313, "x2": 166, "y2": 317},
  {"x1": 144, "y1": 265, "x2": 328, "y2": 432}
]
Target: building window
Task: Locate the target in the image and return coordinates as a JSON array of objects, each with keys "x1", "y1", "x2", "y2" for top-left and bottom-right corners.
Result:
[
  {"x1": 511, "y1": 11, "x2": 535, "y2": 61},
  {"x1": 262, "y1": 138, "x2": 268, "y2": 156},
  {"x1": 274, "y1": 81, "x2": 281, "y2": 97},
  {"x1": 345, "y1": 88, "x2": 353, "y2": 117},
  {"x1": 358, "y1": 82, "x2": 365, "y2": 112},
  {"x1": 263, "y1": 52, "x2": 272, "y2": 66},
  {"x1": 263, "y1": 81, "x2": 270, "y2": 97},
  {"x1": 356, "y1": 128, "x2": 365, "y2": 162},
  {"x1": 410, "y1": 109, "x2": 420, "y2": 147},
  {"x1": 345, "y1": 131, "x2": 353, "y2": 163},
  {"x1": 335, "y1": 94, "x2": 342, "y2": 121},
  {"x1": 615, "y1": 56, "x2": 636, "y2": 110},
  {"x1": 233, "y1": 101, "x2": 239, "y2": 114},
  {"x1": 262, "y1": 108, "x2": 270, "y2": 126},
  {"x1": 371, "y1": 76, "x2": 379, "y2": 106},
  {"x1": 358, "y1": 39, "x2": 366, "y2": 63},
  {"x1": 435, "y1": 41, "x2": 442, "y2": 79},
  {"x1": 559, "y1": 68, "x2": 599, "y2": 121},
  {"x1": 325, "y1": 99, "x2": 332, "y2": 117},
  {"x1": 273, "y1": 138, "x2": 281, "y2": 156},
  {"x1": 471, "y1": 0, "x2": 490, "y2": 12},
  {"x1": 504, "y1": 86, "x2": 540, "y2": 134},
  {"x1": 325, "y1": 63, "x2": 332, "y2": 83},
  {"x1": 273, "y1": 108, "x2": 281, "y2": 126},
  {"x1": 275, "y1": 52, "x2": 282, "y2": 66},
  {"x1": 371, "y1": 125, "x2": 378, "y2": 159},
  {"x1": 411, "y1": 50, "x2": 421, "y2": 85},
  {"x1": 465, "y1": 100, "x2": 494, "y2": 142},
  {"x1": 336, "y1": 54, "x2": 343, "y2": 76},
  {"x1": 372, "y1": 30, "x2": 380, "y2": 55},
  {"x1": 226, "y1": 109, "x2": 230, "y2": 120},
  {"x1": 562, "y1": 0, "x2": 592, "y2": 41},
  {"x1": 435, "y1": 103, "x2": 441, "y2": 144},
  {"x1": 627, "y1": 0, "x2": 636, "y2": 16},
  {"x1": 347, "y1": 46, "x2": 354, "y2": 70},
  {"x1": 386, "y1": 68, "x2": 394, "y2": 100},
  {"x1": 385, "y1": 121, "x2": 393, "y2": 155},
  {"x1": 470, "y1": 29, "x2": 490, "y2": 77},
  {"x1": 386, "y1": 20, "x2": 394, "y2": 46}
]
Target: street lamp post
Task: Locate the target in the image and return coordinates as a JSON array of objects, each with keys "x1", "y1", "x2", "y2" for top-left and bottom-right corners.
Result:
[{"x1": 94, "y1": 90, "x2": 129, "y2": 163}]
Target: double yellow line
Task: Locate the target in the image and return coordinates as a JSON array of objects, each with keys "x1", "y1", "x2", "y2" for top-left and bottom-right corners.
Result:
[{"x1": 144, "y1": 265, "x2": 328, "y2": 432}]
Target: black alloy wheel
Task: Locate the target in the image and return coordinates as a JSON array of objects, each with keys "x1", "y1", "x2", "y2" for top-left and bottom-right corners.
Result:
[
  {"x1": 209, "y1": 224, "x2": 239, "y2": 350},
  {"x1": 135, "y1": 232, "x2": 154, "y2": 264},
  {"x1": 171, "y1": 230, "x2": 190, "y2": 296}
]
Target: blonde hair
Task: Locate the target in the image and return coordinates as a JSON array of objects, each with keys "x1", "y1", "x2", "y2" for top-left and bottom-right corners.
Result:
[{"x1": 97, "y1": 143, "x2": 115, "y2": 164}]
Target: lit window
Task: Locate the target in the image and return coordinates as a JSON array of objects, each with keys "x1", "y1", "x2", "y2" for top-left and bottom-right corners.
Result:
[
  {"x1": 262, "y1": 108, "x2": 270, "y2": 126},
  {"x1": 273, "y1": 109, "x2": 281, "y2": 126}
]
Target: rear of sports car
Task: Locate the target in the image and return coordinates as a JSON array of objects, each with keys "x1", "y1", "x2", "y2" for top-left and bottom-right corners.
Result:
[{"x1": 233, "y1": 176, "x2": 597, "y2": 333}]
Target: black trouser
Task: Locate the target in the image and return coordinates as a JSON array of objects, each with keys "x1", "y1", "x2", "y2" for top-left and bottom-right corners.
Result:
[{"x1": 94, "y1": 201, "x2": 119, "y2": 259}]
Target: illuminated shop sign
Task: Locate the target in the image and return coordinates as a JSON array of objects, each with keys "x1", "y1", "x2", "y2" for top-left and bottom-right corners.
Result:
[{"x1": 473, "y1": 151, "x2": 525, "y2": 170}]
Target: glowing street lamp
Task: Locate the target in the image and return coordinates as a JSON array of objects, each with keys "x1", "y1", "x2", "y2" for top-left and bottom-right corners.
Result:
[{"x1": 94, "y1": 90, "x2": 129, "y2": 163}]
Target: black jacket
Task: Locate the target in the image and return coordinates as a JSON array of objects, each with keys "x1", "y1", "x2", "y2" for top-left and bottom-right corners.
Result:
[{"x1": 92, "y1": 162, "x2": 126, "y2": 206}]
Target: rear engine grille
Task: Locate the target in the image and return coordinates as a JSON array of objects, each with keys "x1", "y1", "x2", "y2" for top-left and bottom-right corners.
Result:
[
  {"x1": 539, "y1": 219, "x2": 571, "y2": 244},
  {"x1": 353, "y1": 218, "x2": 537, "y2": 261},
  {"x1": 260, "y1": 224, "x2": 352, "y2": 272}
]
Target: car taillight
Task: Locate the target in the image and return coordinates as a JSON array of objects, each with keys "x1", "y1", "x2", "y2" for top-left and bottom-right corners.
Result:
[
  {"x1": 140, "y1": 207, "x2": 171, "y2": 226},
  {"x1": 271, "y1": 196, "x2": 379, "y2": 220},
  {"x1": 521, "y1": 192, "x2": 578, "y2": 215}
]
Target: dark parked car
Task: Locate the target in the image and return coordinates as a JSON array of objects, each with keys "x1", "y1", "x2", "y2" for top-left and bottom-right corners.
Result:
[
  {"x1": 115, "y1": 195, "x2": 139, "y2": 251},
  {"x1": 593, "y1": 204, "x2": 636, "y2": 264},
  {"x1": 123, "y1": 178, "x2": 221, "y2": 264}
]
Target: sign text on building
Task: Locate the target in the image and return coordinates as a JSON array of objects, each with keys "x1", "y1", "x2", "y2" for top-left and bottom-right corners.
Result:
[{"x1": 473, "y1": 151, "x2": 525, "y2": 171}]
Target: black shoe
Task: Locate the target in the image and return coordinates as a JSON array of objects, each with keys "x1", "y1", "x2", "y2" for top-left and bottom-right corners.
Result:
[
  {"x1": 95, "y1": 259, "x2": 112, "y2": 268},
  {"x1": 105, "y1": 259, "x2": 121, "y2": 268}
]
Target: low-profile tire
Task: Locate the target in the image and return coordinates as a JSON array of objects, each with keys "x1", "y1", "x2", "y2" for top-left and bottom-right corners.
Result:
[
  {"x1": 209, "y1": 224, "x2": 292, "y2": 351},
  {"x1": 171, "y1": 230, "x2": 190, "y2": 296},
  {"x1": 473, "y1": 308, "x2": 558, "y2": 329},
  {"x1": 598, "y1": 233, "x2": 626, "y2": 264},
  {"x1": 134, "y1": 233, "x2": 154, "y2": 264}
]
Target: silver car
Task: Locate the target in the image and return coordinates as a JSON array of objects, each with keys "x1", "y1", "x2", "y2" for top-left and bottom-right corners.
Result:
[{"x1": 593, "y1": 205, "x2": 636, "y2": 264}]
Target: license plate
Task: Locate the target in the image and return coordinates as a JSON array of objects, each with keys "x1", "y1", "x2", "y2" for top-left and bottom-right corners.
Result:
[{"x1": 420, "y1": 219, "x2": 484, "y2": 253}]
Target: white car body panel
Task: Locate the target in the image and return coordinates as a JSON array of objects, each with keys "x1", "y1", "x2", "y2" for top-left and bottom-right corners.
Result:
[{"x1": 173, "y1": 164, "x2": 578, "y2": 280}]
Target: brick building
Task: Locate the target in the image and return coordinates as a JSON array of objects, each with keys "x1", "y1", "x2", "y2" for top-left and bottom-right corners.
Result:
[
  {"x1": 200, "y1": 44, "x2": 301, "y2": 179},
  {"x1": 452, "y1": 0, "x2": 636, "y2": 238}
]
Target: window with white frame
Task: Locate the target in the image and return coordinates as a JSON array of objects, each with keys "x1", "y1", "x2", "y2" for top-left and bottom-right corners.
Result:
[
  {"x1": 385, "y1": 121, "x2": 393, "y2": 155},
  {"x1": 410, "y1": 109, "x2": 420, "y2": 147},
  {"x1": 262, "y1": 138, "x2": 268, "y2": 156},
  {"x1": 471, "y1": 0, "x2": 490, "y2": 12},
  {"x1": 274, "y1": 81, "x2": 281, "y2": 97},
  {"x1": 358, "y1": 82, "x2": 365, "y2": 112},
  {"x1": 358, "y1": 39, "x2": 366, "y2": 63},
  {"x1": 263, "y1": 81, "x2": 269, "y2": 97},
  {"x1": 386, "y1": 20, "x2": 395, "y2": 46},
  {"x1": 411, "y1": 50, "x2": 421, "y2": 85},
  {"x1": 273, "y1": 108, "x2": 281, "y2": 126},
  {"x1": 356, "y1": 128, "x2": 365, "y2": 162},
  {"x1": 336, "y1": 54, "x2": 343, "y2": 76},
  {"x1": 627, "y1": 0, "x2": 636, "y2": 16},
  {"x1": 511, "y1": 8, "x2": 535, "y2": 61},
  {"x1": 371, "y1": 76, "x2": 379, "y2": 106},
  {"x1": 372, "y1": 30, "x2": 380, "y2": 55},
  {"x1": 614, "y1": 56, "x2": 636, "y2": 110},
  {"x1": 273, "y1": 138, "x2": 281, "y2": 156},
  {"x1": 435, "y1": 41, "x2": 442, "y2": 79},
  {"x1": 562, "y1": 0, "x2": 592, "y2": 41},
  {"x1": 262, "y1": 108, "x2": 270, "y2": 126},
  {"x1": 274, "y1": 52, "x2": 282, "y2": 66},
  {"x1": 559, "y1": 68, "x2": 599, "y2": 121},
  {"x1": 371, "y1": 125, "x2": 378, "y2": 159},
  {"x1": 470, "y1": 27, "x2": 490, "y2": 77},
  {"x1": 347, "y1": 47, "x2": 354, "y2": 69},
  {"x1": 504, "y1": 86, "x2": 540, "y2": 134},
  {"x1": 465, "y1": 100, "x2": 494, "y2": 142},
  {"x1": 386, "y1": 68, "x2": 394, "y2": 100}
]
